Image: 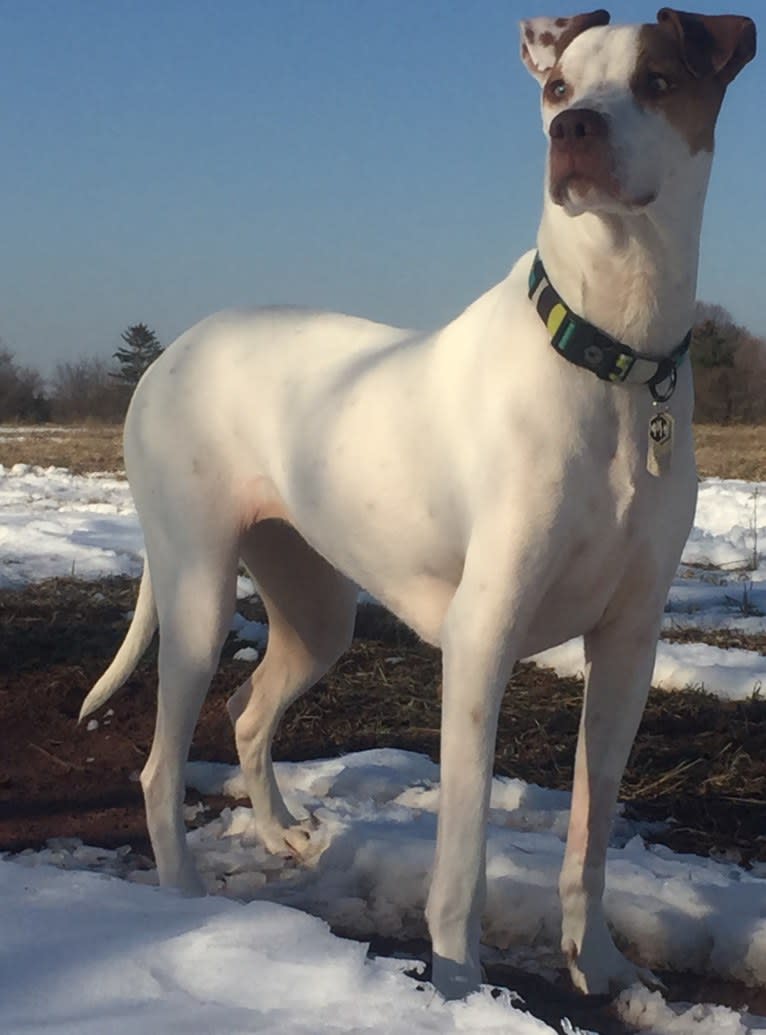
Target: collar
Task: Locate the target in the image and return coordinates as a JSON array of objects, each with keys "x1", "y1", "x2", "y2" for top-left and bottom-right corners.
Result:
[{"x1": 528, "y1": 252, "x2": 691, "y2": 403}]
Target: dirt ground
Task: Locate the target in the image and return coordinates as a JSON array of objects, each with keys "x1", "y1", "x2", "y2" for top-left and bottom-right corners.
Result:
[{"x1": 2, "y1": 575, "x2": 766, "y2": 865}]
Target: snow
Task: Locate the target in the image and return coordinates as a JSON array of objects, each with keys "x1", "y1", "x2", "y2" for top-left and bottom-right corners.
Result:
[
  {"x1": 2, "y1": 461, "x2": 766, "y2": 1032},
  {"x1": 0, "y1": 463, "x2": 141, "y2": 586},
  {"x1": 685, "y1": 480, "x2": 764, "y2": 570},
  {"x1": 7, "y1": 748, "x2": 766, "y2": 1034},
  {"x1": 0, "y1": 855, "x2": 544, "y2": 1035},
  {"x1": 233, "y1": 646, "x2": 260, "y2": 663},
  {"x1": 531, "y1": 637, "x2": 765, "y2": 700},
  {"x1": 616, "y1": 988, "x2": 756, "y2": 1035},
  {"x1": 231, "y1": 611, "x2": 269, "y2": 646}
]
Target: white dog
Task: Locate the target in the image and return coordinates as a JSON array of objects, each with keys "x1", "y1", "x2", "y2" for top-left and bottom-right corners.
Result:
[{"x1": 83, "y1": 7, "x2": 755, "y2": 1000}]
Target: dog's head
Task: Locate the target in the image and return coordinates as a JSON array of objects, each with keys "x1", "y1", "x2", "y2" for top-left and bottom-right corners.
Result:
[{"x1": 521, "y1": 8, "x2": 756, "y2": 216}]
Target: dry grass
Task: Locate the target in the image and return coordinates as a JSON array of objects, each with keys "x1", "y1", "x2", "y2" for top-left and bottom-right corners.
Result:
[
  {"x1": 3, "y1": 577, "x2": 766, "y2": 865},
  {"x1": 0, "y1": 424, "x2": 123, "y2": 474},
  {"x1": 1, "y1": 422, "x2": 763, "y2": 480},
  {"x1": 694, "y1": 424, "x2": 766, "y2": 481}
]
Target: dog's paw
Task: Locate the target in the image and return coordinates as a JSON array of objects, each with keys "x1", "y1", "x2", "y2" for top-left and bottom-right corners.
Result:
[
  {"x1": 249, "y1": 815, "x2": 318, "y2": 861},
  {"x1": 280, "y1": 817, "x2": 318, "y2": 858},
  {"x1": 564, "y1": 934, "x2": 660, "y2": 996},
  {"x1": 430, "y1": 953, "x2": 483, "y2": 1001}
]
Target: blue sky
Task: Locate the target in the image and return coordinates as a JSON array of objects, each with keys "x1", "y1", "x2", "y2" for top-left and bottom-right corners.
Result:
[{"x1": 1, "y1": 0, "x2": 763, "y2": 374}]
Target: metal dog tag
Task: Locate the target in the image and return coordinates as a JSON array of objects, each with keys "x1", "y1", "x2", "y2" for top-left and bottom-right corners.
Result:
[{"x1": 647, "y1": 409, "x2": 674, "y2": 477}]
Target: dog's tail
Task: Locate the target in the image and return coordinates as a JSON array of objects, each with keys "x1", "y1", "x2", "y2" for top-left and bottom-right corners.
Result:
[{"x1": 79, "y1": 562, "x2": 158, "y2": 722}]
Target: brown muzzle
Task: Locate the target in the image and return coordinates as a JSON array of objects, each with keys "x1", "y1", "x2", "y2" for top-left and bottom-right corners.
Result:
[{"x1": 548, "y1": 108, "x2": 616, "y2": 204}]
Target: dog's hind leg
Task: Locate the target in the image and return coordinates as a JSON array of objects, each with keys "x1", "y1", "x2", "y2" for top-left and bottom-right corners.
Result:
[
  {"x1": 228, "y1": 520, "x2": 357, "y2": 857},
  {"x1": 140, "y1": 541, "x2": 238, "y2": 893}
]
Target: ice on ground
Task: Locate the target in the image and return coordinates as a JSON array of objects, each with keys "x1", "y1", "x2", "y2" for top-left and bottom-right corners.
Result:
[
  {"x1": 0, "y1": 463, "x2": 141, "y2": 587},
  {"x1": 684, "y1": 480, "x2": 764, "y2": 570},
  {"x1": 16, "y1": 749, "x2": 766, "y2": 991},
  {"x1": 530, "y1": 637, "x2": 766, "y2": 701},
  {"x1": 10, "y1": 747, "x2": 766, "y2": 1034},
  {"x1": 0, "y1": 858, "x2": 549, "y2": 1035},
  {"x1": 182, "y1": 751, "x2": 766, "y2": 991},
  {"x1": 616, "y1": 987, "x2": 756, "y2": 1034},
  {"x1": 230, "y1": 611, "x2": 269, "y2": 646},
  {"x1": 236, "y1": 573, "x2": 256, "y2": 598},
  {"x1": 233, "y1": 646, "x2": 260, "y2": 662}
]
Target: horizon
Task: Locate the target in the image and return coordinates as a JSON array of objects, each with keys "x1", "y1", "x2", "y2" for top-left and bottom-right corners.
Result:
[{"x1": 2, "y1": 0, "x2": 763, "y2": 374}]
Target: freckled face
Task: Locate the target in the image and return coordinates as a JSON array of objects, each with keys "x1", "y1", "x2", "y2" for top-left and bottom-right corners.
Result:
[{"x1": 541, "y1": 25, "x2": 719, "y2": 215}]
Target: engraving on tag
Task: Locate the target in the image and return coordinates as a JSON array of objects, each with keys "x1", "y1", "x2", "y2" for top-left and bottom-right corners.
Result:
[{"x1": 647, "y1": 410, "x2": 674, "y2": 477}]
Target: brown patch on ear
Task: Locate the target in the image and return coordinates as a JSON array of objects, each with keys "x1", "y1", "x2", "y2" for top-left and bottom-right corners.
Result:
[
  {"x1": 556, "y1": 8, "x2": 611, "y2": 55},
  {"x1": 656, "y1": 8, "x2": 756, "y2": 85},
  {"x1": 632, "y1": 23, "x2": 727, "y2": 153},
  {"x1": 520, "y1": 9, "x2": 611, "y2": 83}
]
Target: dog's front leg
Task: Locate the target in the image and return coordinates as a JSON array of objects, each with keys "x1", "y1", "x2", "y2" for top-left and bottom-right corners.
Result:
[
  {"x1": 426, "y1": 562, "x2": 525, "y2": 1000},
  {"x1": 560, "y1": 614, "x2": 663, "y2": 995}
]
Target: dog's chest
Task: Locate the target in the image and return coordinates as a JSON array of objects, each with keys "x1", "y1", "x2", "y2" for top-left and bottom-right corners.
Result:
[{"x1": 522, "y1": 436, "x2": 692, "y2": 654}]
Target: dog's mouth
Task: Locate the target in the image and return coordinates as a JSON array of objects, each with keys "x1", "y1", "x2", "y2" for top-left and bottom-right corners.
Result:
[
  {"x1": 549, "y1": 149, "x2": 619, "y2": 205},
  {"x1": 549, "y1": 154, "x2": 656, "y2": 212}
]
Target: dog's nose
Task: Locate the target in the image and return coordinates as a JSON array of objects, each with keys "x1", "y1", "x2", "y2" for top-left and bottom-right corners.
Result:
[{"x1": 549, "y1": 109, "x2": 608, "y2": 144}]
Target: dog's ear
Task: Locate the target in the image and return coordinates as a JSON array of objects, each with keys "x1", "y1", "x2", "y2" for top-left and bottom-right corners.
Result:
[
  {"x1": 520, "y1": 9, "x2": 610, "y2": 84},
  {"x1": 656, "y1": 9, "x2": 756, "y2": 85}
]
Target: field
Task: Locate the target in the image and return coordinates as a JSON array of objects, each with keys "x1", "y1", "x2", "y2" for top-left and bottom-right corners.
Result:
[
  {"x1": 0, "y1": 423, "x2": 125, "y2": 474},
  {"x1": 1, "y1": 420, "x2": 766, "y2": 480},
  {"x1": 2, "y1": 421, "x2": 765, "y2": 479},
  {"x1": 2, "y1": 423, "x2": 766, "y2": 1033}
]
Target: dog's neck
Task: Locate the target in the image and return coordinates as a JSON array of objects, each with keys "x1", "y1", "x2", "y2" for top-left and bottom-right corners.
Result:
[{"x1": 536, "y1": 160, "x2": 712, "y2": 358}]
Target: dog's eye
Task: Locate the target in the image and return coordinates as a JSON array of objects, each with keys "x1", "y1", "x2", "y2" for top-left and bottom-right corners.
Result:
[
  {"x1": 647, "y1": 73, "x2": 673, "y2": 95},
  {"x1": 549, "y1": 79, "x2": 568, "y2": 98}
]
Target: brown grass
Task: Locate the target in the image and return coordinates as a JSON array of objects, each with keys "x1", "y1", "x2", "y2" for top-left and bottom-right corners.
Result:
[
  {"x1": 0, "y1": 424, "x2": 124, "y2": 474},
  {"x1": 694, "y1": 424, "x2": 766, "y2": 481},
  {"x1": 2, "y1": 576, "x2": 766, "y2": 865},
  {"x1": 1, "y1": 422, "x2": 763, "y2": 480}
]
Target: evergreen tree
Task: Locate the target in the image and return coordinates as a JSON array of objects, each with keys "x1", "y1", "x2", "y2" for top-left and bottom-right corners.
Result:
[{"x1": 112, "y1": 323, "x2": 163, "y2": 387}]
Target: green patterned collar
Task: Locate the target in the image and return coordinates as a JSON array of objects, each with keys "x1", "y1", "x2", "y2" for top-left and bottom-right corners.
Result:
[{"x1": 528, "y1": 253, "x2": 690, "y2": 403}]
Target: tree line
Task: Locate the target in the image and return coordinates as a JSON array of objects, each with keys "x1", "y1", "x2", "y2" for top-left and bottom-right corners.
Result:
[
  {"x1": 0, "y1": 324, "x2": 162, "y2": 423},
  {"x1": 691, "y1": 303, "x2": 766, "y2": 423},
  {"x1": 0, "y1": 309, "x2": 764, "y2": 424}
]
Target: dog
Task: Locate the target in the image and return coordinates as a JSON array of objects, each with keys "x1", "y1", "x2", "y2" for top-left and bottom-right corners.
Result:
[{"x1": 82, "y1": 7, "x2": 755, "y2": 1001}]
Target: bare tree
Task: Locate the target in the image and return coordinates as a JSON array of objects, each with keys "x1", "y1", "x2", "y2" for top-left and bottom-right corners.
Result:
[
  {"x1": 692, "y1": 303, "x2": 766, "y2": 423},
  {"x1": 0, "y1": 348, "x2": 49, "y2": 422},
  {"x1": 693, "y1": 301, "x2": 734, "y2": 327},
  {"x1": 49, "y1": 357, "x2": 126, "y2": 423},
  {"x1": 732, "y1": 334, "x2": 766, "y2": 422}
]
